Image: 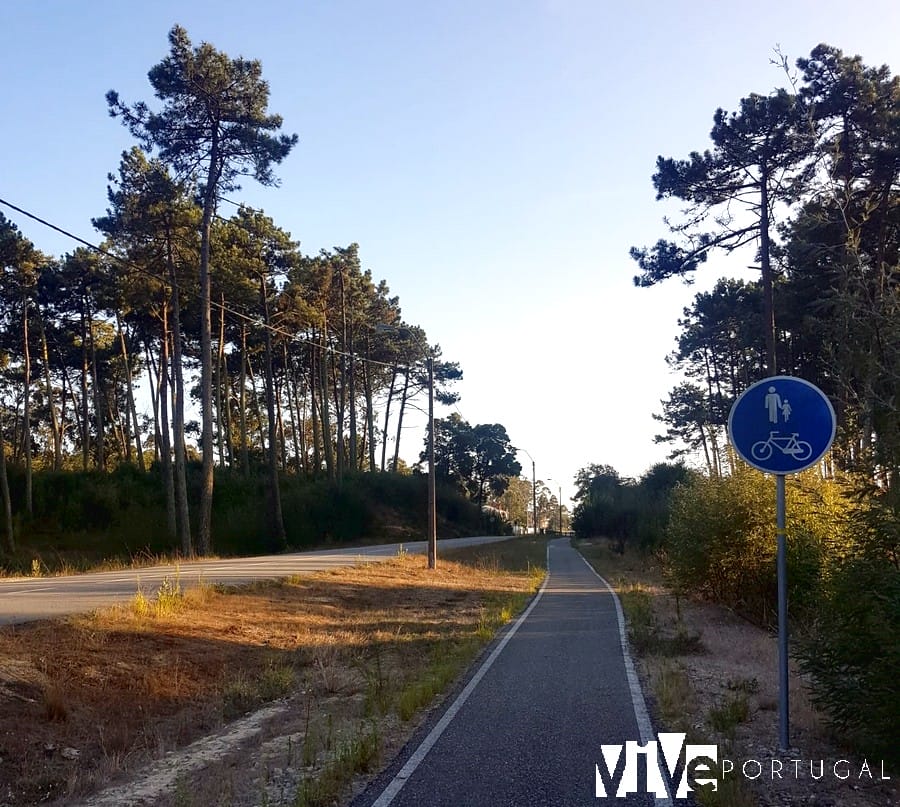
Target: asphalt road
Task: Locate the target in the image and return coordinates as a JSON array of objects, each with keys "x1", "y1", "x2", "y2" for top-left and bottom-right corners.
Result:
[
  {"x1": 354, "y1": 538, "x2": 665, "y2": 807},
  {"x1": 0, "y1": 535, "x2": 509, "y2": 625}
]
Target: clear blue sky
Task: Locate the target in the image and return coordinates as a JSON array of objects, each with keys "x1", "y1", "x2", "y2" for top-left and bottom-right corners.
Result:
[{"x1": 3, "y1": 1, "x2": 898, "y2": 504}]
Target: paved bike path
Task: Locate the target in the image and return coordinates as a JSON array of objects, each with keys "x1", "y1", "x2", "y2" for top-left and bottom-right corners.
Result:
[{"x1": 355, "y1": 538, "x2": 659, "y2": 806}]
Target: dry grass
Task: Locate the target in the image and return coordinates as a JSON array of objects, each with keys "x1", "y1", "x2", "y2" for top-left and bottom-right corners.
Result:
[
  {"x1": 576, "y1": 539, "x2": 898, "y2": 807},
  {"x1": 0, "y1": 537, "x2": 545, "y2": 806}
]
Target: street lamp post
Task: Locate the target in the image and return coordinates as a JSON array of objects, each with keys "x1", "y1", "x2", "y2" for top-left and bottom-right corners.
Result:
[
  {"x1": 518, "y1": 447, "x2": 537, "y2": 535},
  {"x1": 426, "y1": 355, "x2": 436, "y2": 568}
]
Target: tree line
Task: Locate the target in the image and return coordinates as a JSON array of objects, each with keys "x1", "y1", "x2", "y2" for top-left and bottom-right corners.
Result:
[
  {"x1": 0, "y1": 26, "x2": 480, "y2": 556},
  {"x1": 632, "y1": 44, "x2": 899, "y2": 493},
  {"x1": 582, "y1": 43, "x2": 899, "y2": 763}
]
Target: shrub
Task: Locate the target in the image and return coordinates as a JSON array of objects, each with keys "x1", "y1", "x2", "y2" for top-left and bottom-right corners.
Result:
[
  {"x1": 665, "y1": 467, "x2": 852, "y2": 627},
  {"x1": 795, "y1": 489, "x2": 900, "y2": 763},
  {"x1": 795, "y1": 555, "x2": 900, "y2": 763}
]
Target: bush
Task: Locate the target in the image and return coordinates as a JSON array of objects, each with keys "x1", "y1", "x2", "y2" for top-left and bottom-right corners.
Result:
[
  {"x1": 665, "y1": 467, "x2": 852, "y2": 627},
  {"x1": 795, "y1": 555, "x2": 900, "y2": 763},
  {"x1": 795, "y1": 488, "x2": 900, "y2": 763}
]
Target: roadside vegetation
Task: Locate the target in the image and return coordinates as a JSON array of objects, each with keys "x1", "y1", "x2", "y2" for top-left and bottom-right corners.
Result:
[
  {"x1": 586, "y1": 462, "x2": 898, "y2": 769},
  {"x1": 0, "y1": 25, "x2": 528, "y2": 573},
  {"x1": 0, "y1": 535, "x2": 545, "y2": 805},
  {"x1": 577, "y1": 539, "x2": 896, "y2": 807},
  {"x1": 0, "y1": 467, "x2": 508, "y2": 576},
  {"x1": 570, "y1": 43, "x2": 900, "y2": 797}
]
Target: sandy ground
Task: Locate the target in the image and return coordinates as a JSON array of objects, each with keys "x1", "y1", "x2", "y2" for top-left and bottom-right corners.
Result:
[
  {"x1": 578, "y1": 541, "x2": 898, "y2": 807},
  {"x1": 0, "y1": 545, "x2": 542, "y2": 807}
]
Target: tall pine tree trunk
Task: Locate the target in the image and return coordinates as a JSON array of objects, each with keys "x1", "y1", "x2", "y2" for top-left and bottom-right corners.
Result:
[
  {"x1": 39, "y1": 319, "x2": 62, "y2": 471},
  {"x1": 349, "y1": 352, "x2": 358, "y2": 470},
  {"x1": 197, "y1": 145, "x2": 220, "y2": 557},
  {"x1": 0, "y1": 422, "x2": 13, "y2": 552},
  {"x1": 117, "y1": 314, "x2": 145, "y2": 470},
  {"x1": 284, "y1": 344, "x2": 302, "y2": 472},
  {"x1": 392, "y1": 369, "x2": 410, "y2": 472},
  {"x1": 168, "y1": 231, "x2": 192, "y2": 556},
  {"x1": 157, "y1": 310, "x2": 177, "y2": 541},
  {"x1": 80, "y1": 305, "x2": 91, "y2": 471},
  {"x1": 320, "y1": 343, "x2": 334, "y2": 480},
  {"x1": 380, "y1": 367, "x2": 397, "y2": 472},
  {"x1": 248, "y1": 357, "x2": 267, "y2": 455},
  {"x1": 145, "y1": 339, "x2": 161, "y2": 464},
  {"x1": 89, "y1": 311, "x2": 105, "y2": 472},
  {"x1": 239, "y1": 324, "x2": 250, "y2": 477},
  {"x1": 363, "y1": 350, "x2": 376, "y2": 472},
  {"x1": 216, "y1": 293, "x2": 226, "y2": 469},
  {"x1": 260, "y1": 278, "x2": 286, "y2": 547},
  {"x1": 309, "y1": 338, "x2": 321, "y2": 475}
]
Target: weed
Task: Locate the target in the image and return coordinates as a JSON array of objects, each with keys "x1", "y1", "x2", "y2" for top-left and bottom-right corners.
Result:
[
  {"x1": 357, "y1": 648, "x2": 391, "y2": 717},
  {"x1": 695, "y1": 770, "x2": 758, "y2": 807},
  {"x1": 154, "y1": 572, "x2": 183, "y2": 617},
  {"x1": 475, "y1": 553, "x2": 501, "y2": 574},
  {"x1": 314, "y1": 646, "x2": 344, "y2": 694},
  {"x1": 301, "y1": 698, "x2": 317, "y2": 767},
  {"x1": 726, "y1": 676, "x2": 760, "y2": 695},
  {"x1": 708, "y1": 693, "x2": 750, "y2": 736},
  {"x1": 294, "y1": 722, "x2": 380, "y2": 807},
  {"x1": 325, "y1": 714, "x2": 334, "y2": 752},
  {"x1": 258, "y1": 662, "x2": 296, "y2": 701},
  {"x1": 186, "y1": 575, "x2": 217, "y2": 606},
  {"x1": 131, "y1": 588, "x2": 151, "y2": 619},
  {"x1": 221, "y1": 662, "x2": 295, "y2": 719},
  {"x1": 619, "y1": 584, "x2": 659, "y2": 653},
  {"x1": 222, "y1": 670, "x2": 255, "y2": 719},
  {"x1": 173, "y1": 774, "x2": 194, "y2": 807},
  {"x1": 397, "y1": 677, "x2": 437, "y2": 722},
  {"x1": 664, "y1": 625, "x2": 706, "y2": 655},
  {"x1": 42, "y1": 683, "x2": 68, "y2": 722},
  {"x1": 653, "y1": 662, "x2": 694, "y2": 728},
  {"x1": 619, "y1": 583, "x2": 704, "y2": 656}
]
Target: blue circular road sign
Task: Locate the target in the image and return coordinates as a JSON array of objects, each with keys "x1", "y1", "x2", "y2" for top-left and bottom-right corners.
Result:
[{"x1": 728, "y1": 376, "x2": 836, "y2": 474}]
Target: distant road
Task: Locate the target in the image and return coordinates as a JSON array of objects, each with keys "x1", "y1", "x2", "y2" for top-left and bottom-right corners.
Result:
[{"x1": 0, "y1": 536, "x2": 509, "y2": 626}]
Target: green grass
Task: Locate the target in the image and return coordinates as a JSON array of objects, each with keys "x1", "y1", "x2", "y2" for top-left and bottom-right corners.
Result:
[
  {"x1": 294, "y1": 722, "x2": 381, "y2": 807},
  {"x1": 618, "y1": 583, "x2": 705, "y2": 657},
  {"x1": 708, "y1": 693, "x2": 751, "y2": 735},
  {"x1": 396, "y1": 640, "x2": 475, "y2": 721},
  {"x1": 221, "y1": 661, "x2": 298, "y2": 720}
]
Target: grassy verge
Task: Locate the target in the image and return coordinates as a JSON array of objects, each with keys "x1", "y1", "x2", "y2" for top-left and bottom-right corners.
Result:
[{"x1": 0, "y1": 535, "x2": 545, "y2": 806}]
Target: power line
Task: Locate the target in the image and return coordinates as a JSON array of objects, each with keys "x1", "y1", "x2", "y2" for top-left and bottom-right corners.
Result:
[{"x1": 0, "y1": 193, "x2": 402, "y2": 371}]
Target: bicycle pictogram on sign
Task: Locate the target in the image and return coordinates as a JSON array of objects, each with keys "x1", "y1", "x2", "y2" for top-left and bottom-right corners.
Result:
[{"x1": 751, "y1": 432, "x2": 812, "y2": 462}]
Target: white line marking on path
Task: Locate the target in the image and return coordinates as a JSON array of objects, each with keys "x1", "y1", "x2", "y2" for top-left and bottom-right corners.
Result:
[
  {"x1": 370, "y1": 543, "x2": 553, "y2": 807},
  {"x1": 578, "y1": 552, "x2": 674, "y2": 807}
]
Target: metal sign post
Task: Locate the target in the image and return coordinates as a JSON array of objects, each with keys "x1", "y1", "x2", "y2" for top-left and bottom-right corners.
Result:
[
  {"x1": 776, "y1": 474, "x2": 788, "y2": 748},
  {"x1": 728, "y1": 376, "x2": 836, "y2": 750}
]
